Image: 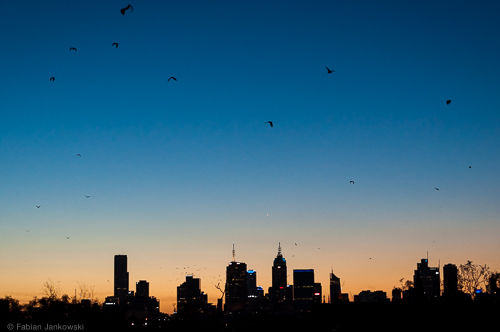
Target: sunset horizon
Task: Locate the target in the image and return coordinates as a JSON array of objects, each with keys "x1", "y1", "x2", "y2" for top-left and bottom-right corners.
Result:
[{"x1": 1, "y1": 0, "x2": 500, "y2": 328}]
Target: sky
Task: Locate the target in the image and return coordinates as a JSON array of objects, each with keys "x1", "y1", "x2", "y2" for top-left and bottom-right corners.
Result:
[{"x1": 1, "y1": 0, "x2": 500, "y2": 313}]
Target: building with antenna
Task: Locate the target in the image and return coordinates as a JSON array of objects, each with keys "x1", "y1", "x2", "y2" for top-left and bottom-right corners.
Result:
[
  {"x1": 270, "y1": 242, "x2": 288, "y2": 304},
  {"x1": 413, "y1": 258, "x2": 440, "y2": 302},
  {"x1": 225, "y1": 244, "x2": 248, "y2": 312}
]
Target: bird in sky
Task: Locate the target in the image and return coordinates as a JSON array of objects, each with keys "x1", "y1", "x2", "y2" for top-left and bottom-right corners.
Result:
[
  {"x1": 294, "y1": 242, "x2": 298, "y2": 246},
  {"x1": 349, "y1": 180, "x2": 355, "y2": 184},
  {"x1": 468, "y1": 165, "x2": 472, "y2": 169},
  {"x1": 326, "y1": 66, "x2": 334, "y2": 74},
  {"x1": 434, "y1": 187, "x2": 440, "y2": 191},
  {"x1": 49, "y1": 77, "x2": 55, "y2": 82},
  {"x1": 120, "y1": 4, "x2": 133, "y2": 15},
  {"x1": 112, "y1": 42, "x2": 119, "y2": 48},
  {"x1": 35, "y1": 205, "x2": 40, "y2": 208},
  {"x1": 66, "y1": 236, "x2": 70, "y2": 240},
  {"x1": 168, "y1": 76, "x2": 177, "y2": 82},
  {"x1": 446, "y1": 99, "x2": 452, "y2": 105},
  {"x1": 69, "y1": 47, "x2": 77, "y2": 52},
  {"x1": 265, "y1": 121, "x2": 273, "y2": 128},
  {"x1": 84, "y1": 195, "x2": 91, "y2": 199},
  {"x1": 75, "y1": 153, "x2": 82, "y2": 157}
]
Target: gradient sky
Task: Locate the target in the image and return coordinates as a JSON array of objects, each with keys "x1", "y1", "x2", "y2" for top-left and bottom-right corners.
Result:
[{"x1": 1, "y1": 0, "x2": 500, "y2": 313}]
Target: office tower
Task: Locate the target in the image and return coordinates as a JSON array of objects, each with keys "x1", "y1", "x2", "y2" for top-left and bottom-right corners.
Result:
[
  {"x1": 136, "y1": 280, "x2": 149, "y2": 298},
  {"x1": 225, "y1": 245, "x2": 248, "y2": 312},
  {"x1": 330, "y1": 269, "x2": 342, "y2": 304},
  {"x1": 114, "y1": 255, "x2": 129, "y2": 304},
  {"x1": 293, "y1": 269, "x2": 315, "y2": 310},
  {"x1": 177, "y1": 275, "x2": 208, "y2": 315},
  {"x1": 270, "y1": 243, "x2": 288, "y2": 303},
  {"x1": 247, "y1": 270, "x2": 257, "y2": 298},
  {"x1": 313, "y1": 282, "x2": 322, "y2": 304},
  {"x1": 443, "y1": 264, "x2": 458, "y2": 298},
  {"x1": 413, "y1": 258, "x2": 440, "y2": 302}
]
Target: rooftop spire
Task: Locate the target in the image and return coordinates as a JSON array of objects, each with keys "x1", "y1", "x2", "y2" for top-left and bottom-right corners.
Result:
[
  {"x1": 277, "y1": 242, "x2": 282, "y2": 256},
  {"x1": 232, "y1": 243, "x2": 235, "y2": 262}
]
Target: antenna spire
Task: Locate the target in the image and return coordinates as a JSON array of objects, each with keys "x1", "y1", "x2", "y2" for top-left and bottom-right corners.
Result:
[
  {"x1": 278, "y1": 242, "x2": 282, "y2": 256},
  {"x1": 232, "y1": 243, "x2": 235, "y2": 262}
]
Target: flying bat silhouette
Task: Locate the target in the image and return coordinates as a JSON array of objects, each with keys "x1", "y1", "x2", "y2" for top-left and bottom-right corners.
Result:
[
  {"x1": 66, "y1": 236, "x2": 70, "y2": 240},
  {"x1": 49, "y1": 77, "x2": 55, "y2": 82},
  {"x1": 69, "y1": 47, "x2": 77, "y2": 52},
  {"x1": 468, "y1": 165, "x2": 472, "y2": 169},
  {"x1": 75, "y1": 153, "x2": 82, "y2": 157},
  {"x1": 168, "y1": 76, "x2": 177, "y2": 82},
  {"x1": 84, "y1": 195, "x2": 91, "y2": 198},
  {"x1": 434, "y1": 187, "x2": 440, "y2": 191},
  {"x1": 35, "y1": 205, "x2": 40, "y2": 208},
  {"x1": 446, "y1": 99, "x2": 451, "y2": 105},
  {"x1": 120, "y1": 4, "x2": 133, "y2": 15},
  {"x1": 265, "y1": 121, "x2": 273, "y2": 128},
  {"x1": 326, "y1": 66, "x2": 334, "y2": 74},
  {"x1": 349, "y1": 180, "x2": 355, "y2": 184},
  {"x1": 112, "y1": 42, "x2": 119, "y2": 48}
]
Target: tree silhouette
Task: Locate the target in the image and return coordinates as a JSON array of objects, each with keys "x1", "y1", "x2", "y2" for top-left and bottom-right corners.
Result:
[
  {"x1": 398, "y1": 277, "x2": 414, "y2": 291},
  {"x1": 458, "y1": 260, "x2": 491, "y2": 297},
  {"x1": 42, "y1": 280, "x2": 59, "y2": 300},
  {"x1": 77, "y1": 282, "x2": 97, "y2": 303},
  {"x1": 214, "y1": 281, "x2": 225, "y2": 302}
]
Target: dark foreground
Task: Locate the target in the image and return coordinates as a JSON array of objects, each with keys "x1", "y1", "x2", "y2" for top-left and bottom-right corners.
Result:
[{"x1": 2, "y1": 302, "x2": 499, "y2": 332}]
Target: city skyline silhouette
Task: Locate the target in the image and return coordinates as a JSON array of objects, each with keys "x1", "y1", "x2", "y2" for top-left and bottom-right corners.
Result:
[{"x1": 1, "y1": 0, "x2": 500, "y2": 318}]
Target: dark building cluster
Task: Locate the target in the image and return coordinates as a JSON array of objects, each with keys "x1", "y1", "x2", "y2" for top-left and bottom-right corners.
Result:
[
  {"x1": 102, "y1": 255, "x2": 161, "y2": 326},
  {"x1": 1, "y1": 248, "x2": 499, "y2": 331}
]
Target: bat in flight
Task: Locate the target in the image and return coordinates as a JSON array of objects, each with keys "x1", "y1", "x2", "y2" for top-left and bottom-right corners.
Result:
[{"x1": 120, "y1": 4, "x2": 133, "y2": 15}]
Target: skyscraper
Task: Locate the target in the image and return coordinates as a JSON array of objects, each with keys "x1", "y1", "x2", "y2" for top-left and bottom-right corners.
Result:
[
  {"x1": 443, "y1": 264, "x2": 458, "y2": 298},
  {"x1": 270, "y1": 243, "x2": 288, "y2": 303},
  {"x1": 413, "y1": 258, "x2": 440, "y2": 302},
  {"x1": 293, "y1": 269, "x2": 315, "y2": 310},
  {"x1": 247, "y1": 270, "x2": 257, "y2": 298},
  {"x1": 225, "y1": 245, "x2": 248, "y2": 312},
  {"x1": 136, "y1": 280, "x2": 149, "y2": 298},
  {"x1": 330, "y1": 269, "x2": 342, "y2": 304},
  {"x1": 313, "y1": 282, "x2": 322, "y2": 304},
  {"x1": 114, "y1": 255, "x2": 129, "y2": 304},
  {"x1": 177, "y1": 275, "x2": 208, "y2": 315}
]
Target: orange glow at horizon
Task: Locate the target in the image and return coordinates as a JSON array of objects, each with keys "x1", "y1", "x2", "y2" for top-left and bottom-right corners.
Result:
[{"x1": 1, "y1": 219, "x2": 499, "y2": 314}]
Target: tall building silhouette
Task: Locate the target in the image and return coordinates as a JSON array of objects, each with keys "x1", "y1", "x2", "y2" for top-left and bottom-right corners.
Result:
[
  {"x1": 136, "y1": 280, "x2": 149, "y2": 298},
  {"x1": 443, "y1": 264, "x2": 458, "y2": 298},
  {"x1": 270, "y1": 243, "x2": 288, "y2": 303},
  {"x1": 114, "y1": 255, "x2": 129, "y2": 304},
  {"x1": 293, "y1": 269, "x2": 315, "y2": 310},
  {"x1": 177, "y1": 275, "x2": 208, "y2": 315},
  {"x1": 329, "y1": 269, "x2": 342, "y2": 304},
  {"x1": 247, "y1": 270, "x2": 257, "y2": 298},
  {"x1": 225, "y1": 245, "x2": 248, "y2": 312},
  {"x1": 413, "y1": 258, "x2": 440, "y2": 302},
  {"x1": 313, "y1": 282, "x2": 322, "y2": 304}
]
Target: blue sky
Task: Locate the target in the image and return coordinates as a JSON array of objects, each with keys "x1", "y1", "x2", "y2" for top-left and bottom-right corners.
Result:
[{"x1": 1, "y1": 0, "x2": 500, "y2": 310}]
